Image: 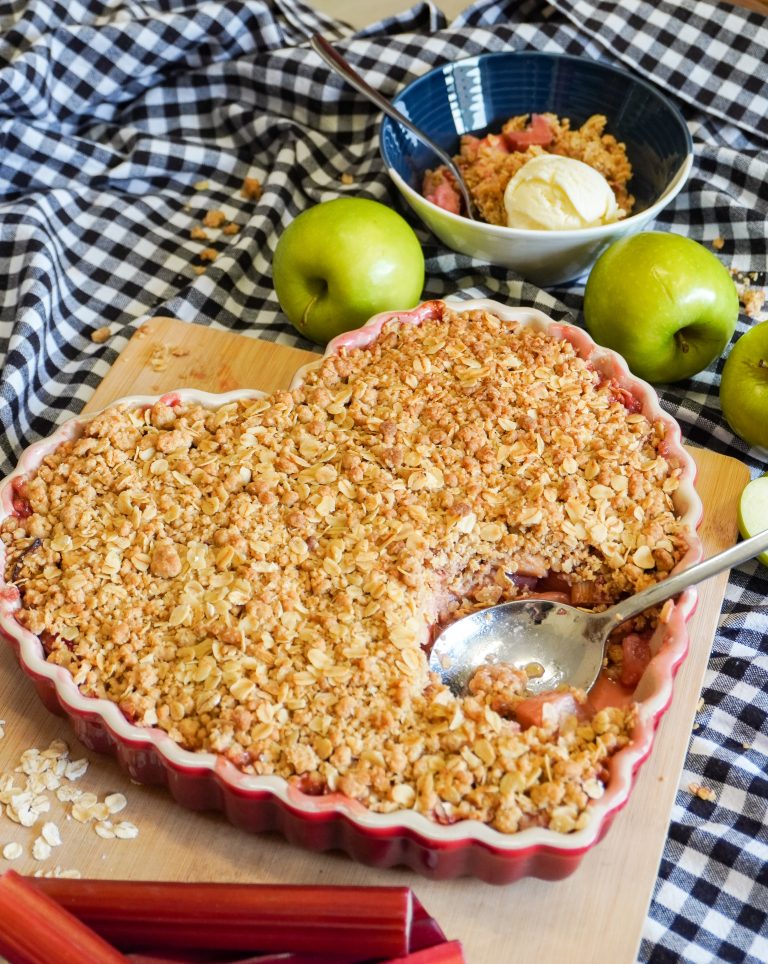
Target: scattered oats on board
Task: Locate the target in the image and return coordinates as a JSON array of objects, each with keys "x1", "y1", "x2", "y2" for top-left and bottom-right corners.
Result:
[
  {"x1": 32, "y1": 836, "x2": 52, "y2": 861},
  {"x1": 105, "y1": 792, "x2": 127, "y2": 814},
  {"x1": 0, "y1": 731, "x2": 138, "y2": 870},
  {"x1": 2, "y1": 841, "x2": 22, "y2": 861},
  {"x1": 150, "y1": 344, "x2": 170, "y2": 371},
  {"x1": 33, "y1": 866, "x2": 82, "y2": 879},
  {"x1": 42, "y1": 822, "x2": 62, "y2": 846},
  {"x1": 114, "y1": 821, "x2": 139, "y2": 839}
]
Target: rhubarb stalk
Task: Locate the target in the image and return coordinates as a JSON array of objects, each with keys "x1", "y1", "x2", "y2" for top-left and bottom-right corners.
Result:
[
  {"x1": 0, "y1": 871, "x2": 127, "y2": 964},
  {"x1": 29, "y1": 880, "x2": 412, "y2": 957}
]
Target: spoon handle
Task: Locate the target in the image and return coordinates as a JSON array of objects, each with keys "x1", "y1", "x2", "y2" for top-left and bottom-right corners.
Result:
[
  {"x1": 309, "y1": 34, "x2": 476, "y2": 219},
  {"x1": 604, "y1": 527, "x2": 768, "y2": 628}
]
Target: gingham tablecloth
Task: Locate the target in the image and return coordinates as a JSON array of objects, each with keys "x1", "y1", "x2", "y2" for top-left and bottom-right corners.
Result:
[{"x1": 0, "y1": 0, "x2": 766, "y2": 959}]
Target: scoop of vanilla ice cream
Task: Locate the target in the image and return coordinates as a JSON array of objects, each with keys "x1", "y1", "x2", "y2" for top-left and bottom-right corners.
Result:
[{"x1": 503, "y1": 154, "x2": 624, "y2": 230}]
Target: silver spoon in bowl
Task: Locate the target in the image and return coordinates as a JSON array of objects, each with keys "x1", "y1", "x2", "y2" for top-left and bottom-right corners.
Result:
[
  {"x1": 430, "y1": 528, "x2": 768, "y2": 696},
  {"x1": 310, "y1": 33, "x2": 476, "y2": 220}
]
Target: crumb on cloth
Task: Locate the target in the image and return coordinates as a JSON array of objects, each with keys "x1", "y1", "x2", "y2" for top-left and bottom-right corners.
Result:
[
  {"x1": 730, "y1": 267, "x2": 767, "y2": 320},
  {"x1": 688, "y1": 782, "x2": 716, "y2": 803},
  {"x1": 241, "y1": 176, "x2": 262, "y2": 200},
  {"x1": 202, "y1": 210, "x2": 226, "y2": 229}
]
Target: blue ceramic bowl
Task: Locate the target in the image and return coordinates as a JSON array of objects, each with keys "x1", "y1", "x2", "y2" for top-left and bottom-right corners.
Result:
[{"x1": 380, "y1": 51, "x2": 693, "y2": 286}]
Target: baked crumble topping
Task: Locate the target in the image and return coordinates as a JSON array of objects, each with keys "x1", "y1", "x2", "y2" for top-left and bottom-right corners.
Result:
[{"x1": 1, "y1": 306, "x2": 691, "y2": 834}]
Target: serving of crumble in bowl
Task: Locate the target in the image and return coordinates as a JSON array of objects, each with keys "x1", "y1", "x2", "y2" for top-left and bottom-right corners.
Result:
[
  {"x1": 0, "y1": 298, "x2": 702, "y2": 883},
  {"x1": 380, "y1": 52, "x2": 693, "y2": 285}
]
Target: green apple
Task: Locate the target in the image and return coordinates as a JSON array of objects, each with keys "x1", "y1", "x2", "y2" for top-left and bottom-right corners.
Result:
[
  {"x1": 738, "y1": 476, "x2": 768, "y2": 566},
  {"x1": 720, "y1": 319, "x2": 768, "y2": 450},
  {"x1": 583, "y1": 232, "x2": 739, "y2": 383},
  {"x1": 272, "y1": 197, "x2": 424, "y2": 345}
]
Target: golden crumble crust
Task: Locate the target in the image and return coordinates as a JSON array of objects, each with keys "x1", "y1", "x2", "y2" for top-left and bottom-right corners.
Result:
[{"x1": 1, "y1": 306, "x2": 691, "y2": 834}]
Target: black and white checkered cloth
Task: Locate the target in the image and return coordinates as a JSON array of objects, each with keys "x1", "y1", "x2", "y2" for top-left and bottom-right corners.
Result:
[{"x1": 1, "y1": 0, "x2": 766, "y2": 958}]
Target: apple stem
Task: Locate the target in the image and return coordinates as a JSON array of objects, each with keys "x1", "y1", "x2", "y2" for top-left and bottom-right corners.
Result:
[
  {"x1": 300, "y1": 294, "x2": 319, "y2": 331},
  {"x1": 676, "y1": 332, "x2": 689, "y2": 354}
]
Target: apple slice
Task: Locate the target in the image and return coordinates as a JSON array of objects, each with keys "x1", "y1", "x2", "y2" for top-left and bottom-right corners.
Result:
[{"x1": 738, "y1": 476, "x2": 768, "y2": 566}]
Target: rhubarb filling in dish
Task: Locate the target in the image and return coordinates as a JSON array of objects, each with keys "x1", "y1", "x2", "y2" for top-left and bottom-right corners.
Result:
[{"x1": 0, "y1": 306, "x2": 692, "y2": 835}]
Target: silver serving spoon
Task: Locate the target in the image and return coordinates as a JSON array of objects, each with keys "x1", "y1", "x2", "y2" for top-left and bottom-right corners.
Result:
[
  {"x1": 430, "y1": 528, "x2": 768, "y2": 696},
  {"x1": 310, "y1": 33, "x2": 476, "y2": 220}
]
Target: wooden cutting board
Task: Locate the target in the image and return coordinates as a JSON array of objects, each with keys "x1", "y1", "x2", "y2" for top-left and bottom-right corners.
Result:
[{"x1": 0, "y1": 317, "x2": 750, "y2": 963}]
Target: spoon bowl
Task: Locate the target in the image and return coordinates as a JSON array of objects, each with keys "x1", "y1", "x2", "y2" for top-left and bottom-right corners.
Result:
[
  {"x1": 431, "y1": 598, "x2": 612, "y2": 696},
  {"x1": 430, "y1": 528, "x2": 768, "y2": 696}
]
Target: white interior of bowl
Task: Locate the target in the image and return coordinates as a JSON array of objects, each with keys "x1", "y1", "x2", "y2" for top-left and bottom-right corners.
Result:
[{"x1": 0, "y1": 301, "x2": 703, "y2": 854}]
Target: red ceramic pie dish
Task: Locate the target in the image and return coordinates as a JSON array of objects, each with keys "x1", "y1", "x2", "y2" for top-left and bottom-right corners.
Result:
[{"x1": 0, "y1": 298, "x2": 702, "y2": 884}]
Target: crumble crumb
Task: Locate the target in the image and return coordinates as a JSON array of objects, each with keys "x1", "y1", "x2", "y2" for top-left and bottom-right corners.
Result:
[
  {"x1": 199, "y1": 247, "x2": 218, "y2": 262},
  {"x1": 742, "y1": 288, "x2": 766, "y2": 319},
  {"x1": 202, "y1": 210, "x2": 226, "y2": 229},
  {"x1": 149, "y1": 344, "x2": 170, "y2": 371},
  {"x1": 222, "y1": 222, "x2": 241, "y2": 235},
  {"x1": 241, "y1": 177, "x2": 262, "y2": 200},
  {"x1": 194, "y1": 180, "x2": 210, "y2": 191},
  {"x1": 90, "y1": 326, "x2": 111, "y2": 344},
  {"x1": 712, "y1": 237, "x2": 725, "y2": 251},
  {"x1": 190, "y1": 226, "x2": 209, "y2": 240},
  {"x1": 688, "y1": 782, "x2": 716, "y2": 802},
  {"x1": 340, "y1": 173, "x2": 354, "y2": 185}
]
